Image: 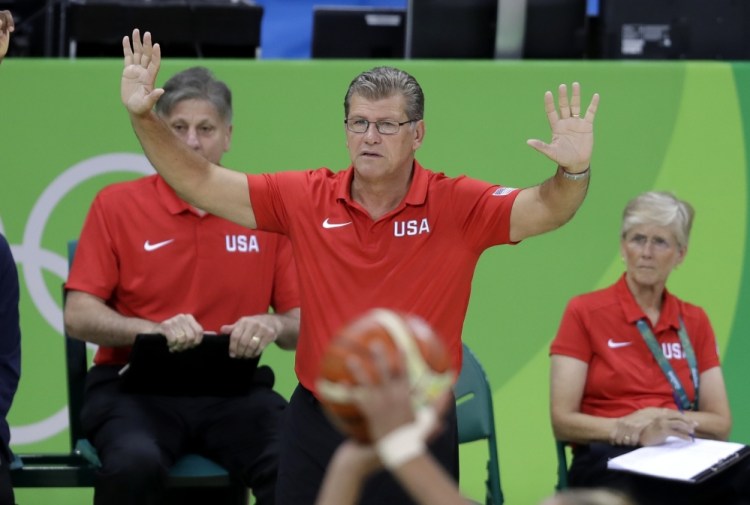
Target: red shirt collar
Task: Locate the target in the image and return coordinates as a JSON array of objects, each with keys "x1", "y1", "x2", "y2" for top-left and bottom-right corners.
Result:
[
  {"x1": 335, "y1": 160, "x2": 430, "y2": 208},
  {"x1": 615, "y1": 273, "x2": 680, "y2": 332},
  {"x1": 155, "y1": 175, "x2": 196, "y2": 216}
]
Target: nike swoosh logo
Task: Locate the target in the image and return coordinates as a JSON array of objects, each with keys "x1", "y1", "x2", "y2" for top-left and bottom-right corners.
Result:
[
  {"x1": 607, "y1": 339, "x2": 633, "y2": 349},
  {"x1": 144, "y1": 239, "x2": 175, "y2": 252},
  {"x1": 322, "y1": 218, "x2": 352, "y2": 229}
]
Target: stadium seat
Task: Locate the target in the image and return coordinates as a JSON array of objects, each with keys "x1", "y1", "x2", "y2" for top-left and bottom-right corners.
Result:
[
  {"x1": 455, "y1": 343, "x2": 504, "y2": 505},
  {"x1": 555, "y1": 439, "x2": 571, "y2": 490}
]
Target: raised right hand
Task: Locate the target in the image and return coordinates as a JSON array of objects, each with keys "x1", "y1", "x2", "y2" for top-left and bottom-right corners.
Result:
[{"x1": 121, "y1": 29, "x2": 165, "y2": 116}]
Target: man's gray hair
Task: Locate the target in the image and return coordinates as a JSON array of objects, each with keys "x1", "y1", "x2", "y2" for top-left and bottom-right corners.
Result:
[
  {"x1": 155, "y1": 66, "x2": 232, "y2": 123},
  {"x1": 344, "y1": 66, "x2": 424, "y2": 121}
]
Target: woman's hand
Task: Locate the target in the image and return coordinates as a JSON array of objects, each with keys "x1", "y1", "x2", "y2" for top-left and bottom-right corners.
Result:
[
  {"x1": 611, "y1": 408, "x2": 697, "y2": 446},
  {"x1": 639, "y1": 413, "x2": 698, "y2": 446},
  {"x1": 610, "y1": 408, "x2": 669, "y2": 445}
]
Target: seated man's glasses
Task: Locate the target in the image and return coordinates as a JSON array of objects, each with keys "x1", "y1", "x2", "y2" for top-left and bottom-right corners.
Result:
[{"x1": 345, "y1": 118, "x2": 415, "y2": 135}]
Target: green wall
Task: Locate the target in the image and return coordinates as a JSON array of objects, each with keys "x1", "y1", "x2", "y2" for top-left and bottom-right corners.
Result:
[{"x1": 1, "y1": 59, "x2": 748, "y2": 504}]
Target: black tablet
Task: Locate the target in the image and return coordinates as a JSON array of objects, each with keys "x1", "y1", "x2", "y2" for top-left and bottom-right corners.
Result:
[{"x1": 121, "y1": 333, "x2": 260, "y2": 397}]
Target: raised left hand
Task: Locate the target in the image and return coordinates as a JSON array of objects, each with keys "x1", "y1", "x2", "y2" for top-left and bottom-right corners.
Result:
[
  {"x1": 527, "y1": 82, "x2": 600, "y2": 174},
  {"x1": 221, "y1": 315, "x2": 280, "y2": 358}
]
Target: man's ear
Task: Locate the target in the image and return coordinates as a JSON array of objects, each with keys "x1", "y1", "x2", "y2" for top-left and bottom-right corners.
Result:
[
  {"x1": 412, "y1": 120, "x2": 425, "y2": 151},
  {"x1": 224, "y1": 124, "x2": 233, "y2": 152}
]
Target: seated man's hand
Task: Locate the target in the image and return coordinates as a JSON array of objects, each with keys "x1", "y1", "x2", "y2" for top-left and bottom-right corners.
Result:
[
  {"x1": 156, "y1": 314, "x2": 204, "y2": 352},
  {"x1": 222, "y1": 315, "x2": 281, "y2": 358}
]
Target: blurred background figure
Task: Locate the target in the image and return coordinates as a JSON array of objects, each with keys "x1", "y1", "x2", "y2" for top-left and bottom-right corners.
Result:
[
  {"x1": 0, "y1": 234, "x2": 21, "y2": 505},
  {"x1": 0, "y1": 15, "x2": 23, "y2": 505},
  {"x1": 0, "y1": 232, "x2": 21, "y2": 505},
  {"x1": 0, "y1": 9, "x2": 14, "y2": 62}
]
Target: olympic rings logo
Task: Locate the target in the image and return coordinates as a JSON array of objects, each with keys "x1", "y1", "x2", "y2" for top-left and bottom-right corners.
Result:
[{"x1": 3, "y1": 153, "x2": 154, "y2": 445}]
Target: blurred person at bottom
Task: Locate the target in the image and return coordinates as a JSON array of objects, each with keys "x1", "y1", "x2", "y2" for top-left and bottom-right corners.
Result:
[
  {"x1": 64, "y1": 66, "x2": 300, "y2": 505},
  {"x1": 549, "y1": 191, "x2": 750, "y2": 505},
  {"x1": 315, "y1": 342, "x2": 467, "y2": 505},
  {"x1": 315, "y1": 344, "x2": 639, "y2": 505}
]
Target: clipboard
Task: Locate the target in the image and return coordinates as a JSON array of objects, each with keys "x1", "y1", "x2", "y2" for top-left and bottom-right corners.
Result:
[
  {"x1": 120, "y1": 333, "x2": 260, "y2": 397},
  {"x1": 607, "y1": 436, "x2": 750, "y2": 483}
]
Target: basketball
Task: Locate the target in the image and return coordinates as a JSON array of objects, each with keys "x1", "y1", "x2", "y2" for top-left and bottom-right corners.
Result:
[{"x1": 316, "y1": 308, "x2": 456, "y2": 443}]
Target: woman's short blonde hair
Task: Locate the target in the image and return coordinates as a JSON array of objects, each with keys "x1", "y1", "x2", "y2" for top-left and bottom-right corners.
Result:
[{"x1": 621, "y1": 191, "x2": 694, "y2": 249}]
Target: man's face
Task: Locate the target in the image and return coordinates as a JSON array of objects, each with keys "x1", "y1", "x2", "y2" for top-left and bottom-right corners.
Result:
[
  {"x1": 164, "y1": 98, "x2": 232, "y2": 165},
  {"x1": 345, "y1": 93, "x2": 424, "y2": 183}
]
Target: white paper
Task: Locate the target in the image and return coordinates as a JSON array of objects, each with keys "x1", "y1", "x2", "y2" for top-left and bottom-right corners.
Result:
[{"x1": 607, "y1": 436, "x2": 748, "y2": 482}]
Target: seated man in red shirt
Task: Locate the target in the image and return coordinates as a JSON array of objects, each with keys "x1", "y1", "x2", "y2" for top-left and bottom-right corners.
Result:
[{"x1": 64, "y1": 66, "x2": 300, "y2": 505}]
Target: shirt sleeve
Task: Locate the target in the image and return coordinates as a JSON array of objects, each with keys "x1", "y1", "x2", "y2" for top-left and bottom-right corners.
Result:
[
  {"x1": 64, "y1": 193, "x2": 119, "y2": 301},
  {"x1": 686, "y1": 304, "x2": 721, "y2": 372},
  {"x1": 550, "y1": 296, "x2": 593, "y2": 363},
  {"x1": 448, "y1": 176, "x2": 521, "y2": 252},
  {"x1": 247, "y1": 172, "x2": 301, "y2": 235},
  {"x1": 270, "y1": 235, "x2": 300, "y2": 314}
]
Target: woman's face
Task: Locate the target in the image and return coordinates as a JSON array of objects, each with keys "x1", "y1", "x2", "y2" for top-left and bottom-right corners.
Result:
[{"x1": 620, "y1": 223, "x2": 686, "y2": 289}]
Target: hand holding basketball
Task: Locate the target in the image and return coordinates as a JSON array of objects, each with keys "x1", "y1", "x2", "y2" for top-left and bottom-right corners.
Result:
[{"x1": 317, "y1": 308, "x2": 456, "y2": 444}]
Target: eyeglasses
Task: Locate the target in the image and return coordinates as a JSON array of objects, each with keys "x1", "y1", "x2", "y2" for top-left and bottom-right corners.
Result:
[
  {"x1": 344, "y1": 118, "x2": 415, "y2": 135},
  {"x1": 625, "y1": 234, "x2": 675, "y2": 251}
]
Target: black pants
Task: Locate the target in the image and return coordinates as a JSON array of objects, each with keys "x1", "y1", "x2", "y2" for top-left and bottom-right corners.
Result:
[
  {"x1": 569, "y1": 442, "x2": 750, "y2": 505},
  {"x1": 81, "y1": 365, "x2": 286, "y2": 505},
  {"x1": 0, "y1": 448, "x2": 14, "y2": 505},
  {"x1": 275, "y1": 383, "x2": 459, "y2": 505}
]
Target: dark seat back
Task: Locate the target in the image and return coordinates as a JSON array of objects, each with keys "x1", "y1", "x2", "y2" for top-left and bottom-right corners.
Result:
[{"x1": 454, "y1": 343, "x2": 504, "y2": 505}]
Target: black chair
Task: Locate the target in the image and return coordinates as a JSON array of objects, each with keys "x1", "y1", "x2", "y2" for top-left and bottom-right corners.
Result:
[{"x1": 11, "y1": 240, "x2": 249, "y2": 503}]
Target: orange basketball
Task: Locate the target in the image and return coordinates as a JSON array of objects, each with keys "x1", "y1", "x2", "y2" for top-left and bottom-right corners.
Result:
[{"x1": 317, "y1": 308, "x2": 456, "y2": 443}]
